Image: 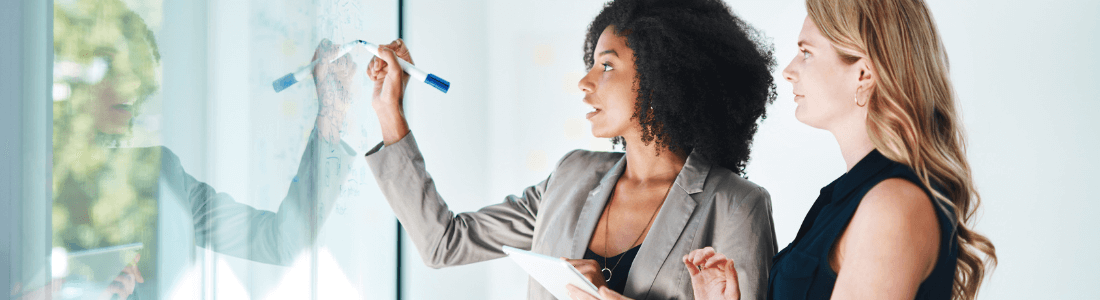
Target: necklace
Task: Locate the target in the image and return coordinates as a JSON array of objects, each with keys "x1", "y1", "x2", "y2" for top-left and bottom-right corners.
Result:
[{"x1": 600, "y1": 188, "x2": 664, "y2": 282}]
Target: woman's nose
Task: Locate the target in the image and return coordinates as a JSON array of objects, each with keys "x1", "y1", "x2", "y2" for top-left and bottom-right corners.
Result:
[
  {"x1": 578, "y1": 70, "x2": 595, "y2": 94},
  {"x1": 782, "y1": 58, "x2": 797, "y2": 83}
]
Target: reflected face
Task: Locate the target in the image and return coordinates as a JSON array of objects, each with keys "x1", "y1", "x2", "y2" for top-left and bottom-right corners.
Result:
[
  {"x1": 88, "y1": 45, "x2": 149, "y2": 135},
  {"x1": 91, "y1": 74, "x2": 136, "y2": 135},
  {"x1": 578, "y1": 26, "x2": 640, "y2": 139},
  {"x1": 782, "y1": 16, "x2": 864, "y2": 130}
]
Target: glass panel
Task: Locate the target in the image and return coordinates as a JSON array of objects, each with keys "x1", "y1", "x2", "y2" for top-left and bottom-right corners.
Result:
[{"x1": 49, "y1": 0, "x2": 398, "y2": 299}]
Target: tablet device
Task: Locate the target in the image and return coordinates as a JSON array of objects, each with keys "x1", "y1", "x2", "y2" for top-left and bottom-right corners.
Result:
[
  {"x1": 60, "y1": 243, "x2": 144, "y2": 299},
  {"x1": 503, "y1": 246, "x2": 602, "y2": 300}
]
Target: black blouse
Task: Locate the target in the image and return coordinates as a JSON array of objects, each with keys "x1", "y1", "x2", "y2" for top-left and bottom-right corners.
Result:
[
  {"x1": 768, "y1": 150, "x2": 959, "y2": 299},
  {"x1": 584, "y1": 245, "x2": 642, "y2": 294}
]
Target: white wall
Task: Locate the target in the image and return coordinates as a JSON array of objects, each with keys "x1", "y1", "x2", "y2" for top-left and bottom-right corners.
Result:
[
  {"x1": 401, "y1": 0, "x2": 493, "y2": 298},
  {"x1": 402, "y1": 0, "x2": 1100, "y2": 299}
]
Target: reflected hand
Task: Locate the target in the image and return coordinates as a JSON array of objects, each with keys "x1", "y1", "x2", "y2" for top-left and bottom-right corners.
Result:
[
  {"x1": 11, "y1": 279, "x2": 64, "y2": 300},
  {"x1": 567, "y1": 285, "x2": 632, "y2": 300},
  {"x1": 684, "y1": 247, "x2": 740, "y2": 300},
  {"x1": 101, "y1": 254, "x2": 144, "y2": 300},
  {"x1": 562, "y1": 258, "x2": 607, "y2": 290},
  {"x1": 312, "y1": 38, "x2": 358, "y2": 143},
  {"x1": 366, "y1": 39, "x2": 413, "y2": 145}
]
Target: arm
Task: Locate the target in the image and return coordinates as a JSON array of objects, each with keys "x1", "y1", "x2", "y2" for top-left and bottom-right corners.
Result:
[
  {"x1": 678, "y1": 186, "x2": 775, "y2": 300},
  {"x1": 172, "y1": 40, "x2": 358, "y2": 265},
  {"x1": 830, "y1": 178, "x2": 940, "y2": 299},
  {"x1": 168, "y1": 128, "x2": 356, "y2": 266},
  {"x1": 712, "y1": 186, "x2": 778, "y2": 300},
  {"x1": 364, "y1": 40, "x2": 549, "y2": 267},
  {"x1": 364, "y1": 132, "x2": 553, "y2": 268}
]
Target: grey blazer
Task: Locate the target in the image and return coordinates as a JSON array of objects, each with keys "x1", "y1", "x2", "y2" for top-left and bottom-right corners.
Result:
[{"x1": 365, "y1": 132, "x2": 777, "y2": 300}]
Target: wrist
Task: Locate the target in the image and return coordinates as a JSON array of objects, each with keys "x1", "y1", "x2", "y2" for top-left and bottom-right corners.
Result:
[{"x1": 376, "y1": 107, "x2": 409, "y2": 145}]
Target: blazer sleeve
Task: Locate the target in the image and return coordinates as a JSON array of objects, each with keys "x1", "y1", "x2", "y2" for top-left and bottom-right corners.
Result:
[
  {"x1": 714, "y1": 186, "x2": 778, "y2": 300},
  {"x1": 160, "y1": 128, "x2": 357, "y2": 266},
  {"x1": 364, "y1": 132, "x2": 556, "y2": 269}
]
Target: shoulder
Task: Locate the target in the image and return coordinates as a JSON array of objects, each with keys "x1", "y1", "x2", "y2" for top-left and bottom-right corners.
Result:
[
  {"x1": 154, "y1": 146, "x2": 187, "y2": 183},
  {"x1": 557, "y1": 149, "x2": 624, "y2": 165},
  {"x1": 841, "y1": 178, "x2": 940, "y2": 272},
  {"x1": 707, "y1": 165, "x2": 771, "y2": 214},
  {"x1": 156, "y1": 146, "x2": 182, "y2": 170},
  {"x1": 157, "y1": 145, "x2": 179, "y2": 162},
  {"x1": 550, "y1": 150, "x2": 623, "y2": 175},
  {"x1": 858, "y1": 178, "x2": 937, "y2": 226}
]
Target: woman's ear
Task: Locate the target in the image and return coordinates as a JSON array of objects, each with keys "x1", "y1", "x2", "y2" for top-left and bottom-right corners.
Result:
[{"x1": 856, "y1": 58, "x2": 876, "y2": 91}]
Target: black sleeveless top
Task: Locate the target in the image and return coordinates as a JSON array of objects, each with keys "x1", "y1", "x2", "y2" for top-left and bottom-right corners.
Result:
[
  {"x1": 768, "y1": 150, "x2": 959, "y2": 299},
  {"x1": 584, "y1": 245, "x2": 642, "y2": 294}
]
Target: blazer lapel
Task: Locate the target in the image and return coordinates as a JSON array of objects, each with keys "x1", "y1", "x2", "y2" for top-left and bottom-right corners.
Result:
[
  {"x1": 569, "y1": 156, "x2": 627, "y2": 259},
  {"x1": 623, "y1": 152, "x2": 711, "y2": 300}
]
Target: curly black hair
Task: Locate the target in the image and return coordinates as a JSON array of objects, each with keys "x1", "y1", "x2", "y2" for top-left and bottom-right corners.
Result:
[{"x1": 584, "y1": 0, "x2": 777, "y2": 175}]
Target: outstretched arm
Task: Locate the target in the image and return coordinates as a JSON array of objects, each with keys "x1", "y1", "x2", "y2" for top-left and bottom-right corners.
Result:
[
  {"x1": 161, "y1": 39, "x2": 359, "y2": 265},
  {"x1": 364, "y1": 133, "x2": 563, "y2": 268}
]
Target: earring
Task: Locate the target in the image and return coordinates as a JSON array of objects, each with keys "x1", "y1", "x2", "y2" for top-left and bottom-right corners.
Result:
[{"x1": 854, "y1": 87, "x2": 868, "y2": 107}]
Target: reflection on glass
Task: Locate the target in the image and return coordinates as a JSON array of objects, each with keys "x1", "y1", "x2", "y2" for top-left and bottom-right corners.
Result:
[
  {"x1": 50, "y1": 0, "x2": 359, "y2": 298},
  {"x1": 52, "y1": 0, "x2": 161, "y2": 298}
]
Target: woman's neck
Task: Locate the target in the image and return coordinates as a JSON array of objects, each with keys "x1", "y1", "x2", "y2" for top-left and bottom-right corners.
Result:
[
  {"x1": 830, "y1": 118, "x2": 875, "y2": 172},
  {"x1": 620, "y1": 134, "x2": 686, "y2": 184}
]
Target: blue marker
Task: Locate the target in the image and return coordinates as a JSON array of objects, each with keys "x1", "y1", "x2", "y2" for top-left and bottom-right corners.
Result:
[{"x1": 272, "y1": 40, "x2": 450, "y2": 93}]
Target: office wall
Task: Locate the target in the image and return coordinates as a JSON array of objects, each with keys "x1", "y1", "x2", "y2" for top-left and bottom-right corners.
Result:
[{"x1": 404, "y1": 0, "x2": 1100, "y2": 299}]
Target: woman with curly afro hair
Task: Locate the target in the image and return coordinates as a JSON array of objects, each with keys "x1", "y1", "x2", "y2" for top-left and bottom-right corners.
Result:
[{"x1": 363, "y1": 0, "x2": 778, "y2": 299}]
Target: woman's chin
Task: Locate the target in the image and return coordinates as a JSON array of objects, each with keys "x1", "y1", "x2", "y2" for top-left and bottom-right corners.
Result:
[
  {"x1": 589, "y1": 129, "x2": 613, "y2": 139},
  {"x1": 95, "y1": 122, "x2": 131, "y2": 135},
  {"x1": 793, "y1": 111, "x2": 828, "y2": 130}
]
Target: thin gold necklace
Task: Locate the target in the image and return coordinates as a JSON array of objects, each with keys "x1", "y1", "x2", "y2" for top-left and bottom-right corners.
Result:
[{"x1": 601, "y1": 188, "x2": 663, "y2": 282}]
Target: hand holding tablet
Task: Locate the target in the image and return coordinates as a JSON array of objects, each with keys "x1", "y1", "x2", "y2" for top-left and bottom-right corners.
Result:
[{"x1": 502, "y1": 246, "x2": 603, "y2": 300}]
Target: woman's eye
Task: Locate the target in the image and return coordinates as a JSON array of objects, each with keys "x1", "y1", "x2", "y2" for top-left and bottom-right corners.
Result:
[
  {"x1": 602, "y1": 63, "x2": 613, "y2": 72},
  {"x1": 801, "y1": 50, "x2": 810, "y2": 59}
]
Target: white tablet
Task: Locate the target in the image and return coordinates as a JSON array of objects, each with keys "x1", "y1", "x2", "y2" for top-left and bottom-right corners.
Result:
[{"x1": 502, "y1": 246, "x2": 602, "y2": 300}]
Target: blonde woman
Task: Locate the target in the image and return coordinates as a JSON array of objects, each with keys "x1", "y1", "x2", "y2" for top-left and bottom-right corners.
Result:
[{"x1": 573, "y1": 0, "x2": 998, "y2": 299}]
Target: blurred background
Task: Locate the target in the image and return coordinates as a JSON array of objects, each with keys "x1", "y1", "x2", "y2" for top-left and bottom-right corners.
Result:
[{"x1": 2, "y1": 0, "x2": 1098, "y2": 299}]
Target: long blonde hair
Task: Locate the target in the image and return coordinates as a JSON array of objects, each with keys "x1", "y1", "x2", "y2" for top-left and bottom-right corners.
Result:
[{"x1": 804, "y1": 0, "x2": 996, "y2": 299}]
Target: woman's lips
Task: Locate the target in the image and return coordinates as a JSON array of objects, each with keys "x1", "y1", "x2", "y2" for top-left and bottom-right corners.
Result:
[
  {"x1": 586, "y1": 108, "x2": 601, "y2": 119},
  {"x1": 109, "y1": 104, "x2": 133, "y2": 119},
  {"x1": 111, "y1": 103, "x2": 132, "y2": 112}
]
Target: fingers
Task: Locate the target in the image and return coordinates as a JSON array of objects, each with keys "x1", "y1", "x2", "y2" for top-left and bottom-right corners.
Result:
[
  {"x1": 386, "y1": 39, "x2": 414, "y2": 65},
  {"x1": 564, "y1": 258, "x2": 599, "y2": 272},
  {"x1": 563, "y1": 258, "x2": 604, "y2": 285},
  {"x1": 114, "y1": 271, "x2": 136, "y2": 294},
  {"x1": 376, "y1": 45, "x2": 403, "y2": 78},
  {"x1": 686, "y1": 247, "x2": 717, "y2": 269},
  {"x1": 314, "y1": 39, "x2": 357, "y2": 84},
  {"x1": 102, "y1": 255, "x2": 144, "y2": 300},
  {"x1": 684, "y1": 247, "x2": 737, "y2": 278},
  {"x1": 369, "y1": 38, "x2": 411, "y2": 82},
  {"x1": 368, "y1": 55, "x2": 388, "y2": 82},
  {"x1": 566, "y1": 284, "x2": 600, "y2": 300},
  {"x1": 683, "y1": 254, "x2": 700, "y2": 276},
  {"x1": 125, "y1": 265, "x2": 145, "y2": 284},
  {"x1": 725, "y1": 259, "x2": 741, "y2": 300},
  {"x1": 126, "y1": 252, "x2": 146, "y2": 283},
  {"x1": 600, "y1": 286, "x2": 632, "y2": 300},
  {"x1": 130, "y1": 254, "x2": 145, "y2": 283},
  {"x1": 312, "y1": 38, "x2": 332, "y2": 62},
  {"x1": 317, "y1": 38, "x2": 344, "y2": 63},
  {"x1": 704, "y1": 252, "x2": 730, "y2": 269}
]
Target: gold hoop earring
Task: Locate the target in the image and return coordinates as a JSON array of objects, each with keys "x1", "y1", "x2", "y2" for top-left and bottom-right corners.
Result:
[{"x1": 854, "y1": 88, "x2": 868, "y2": 107}]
